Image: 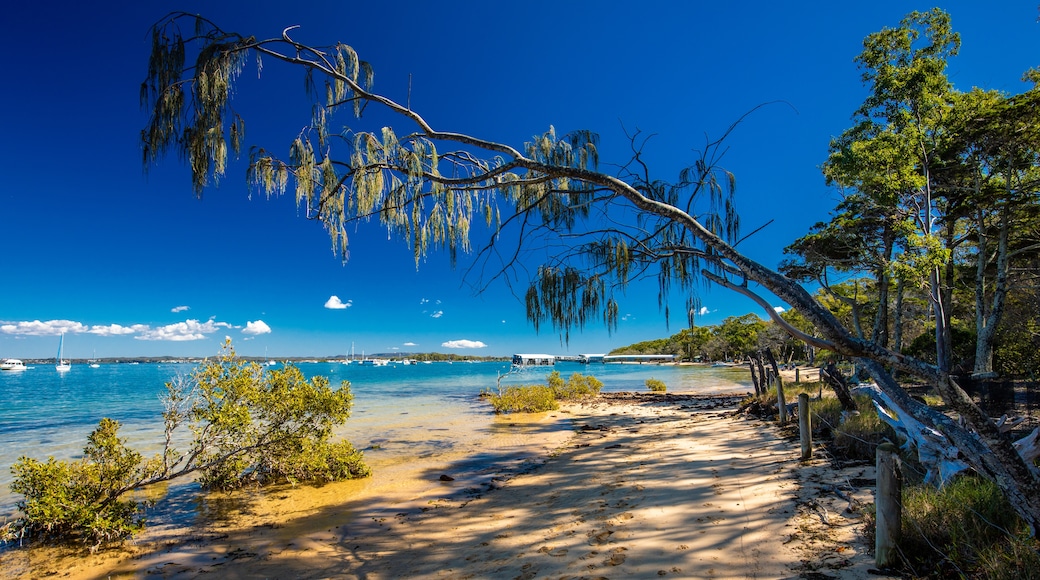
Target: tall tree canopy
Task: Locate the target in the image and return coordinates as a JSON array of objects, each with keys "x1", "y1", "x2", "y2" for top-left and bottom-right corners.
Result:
[{"x1": 141, "y1": 11, "x2": 1040, "y2": 533}]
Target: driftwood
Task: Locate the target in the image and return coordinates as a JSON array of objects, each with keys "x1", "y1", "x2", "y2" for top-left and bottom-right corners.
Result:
[
  {"x1": 1014, "y1": 427, "x2": 1040, "y2": 464},
  {"x1": 852, "y1": 384, "x2": 970, "y2": 485},
  {"x1": 852, "y1": 383, "x2": 1040, "y2": 486}
]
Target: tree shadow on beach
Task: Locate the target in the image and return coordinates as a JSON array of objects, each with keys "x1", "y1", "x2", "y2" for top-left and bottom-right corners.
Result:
[{"x1": 16, "y1": 394, "x2": 811, "y2": 579}]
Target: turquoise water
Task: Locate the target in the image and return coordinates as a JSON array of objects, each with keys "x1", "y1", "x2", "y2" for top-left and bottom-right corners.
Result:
[{"x1": 0, "y1": 360, "x2": 753, "y2": 516}]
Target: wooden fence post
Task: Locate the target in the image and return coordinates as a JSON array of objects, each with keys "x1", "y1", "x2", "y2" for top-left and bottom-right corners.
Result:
[
  {"x1": 795, "y1": 367, "x2": 801, "y2": 383},
  {"x1": 755, "y1": 355, "x2": 769, "y2": 395},
  {"x1": 875, "y1": 442, "x2": 902, "y2": 569},
  {"x1": 748, "y1": 360, "x2": 761, "y2": 396},
  {"x1": 764, "y1": 349, "x2": 787, "y2": 424},
  {"x1": 798, "y1": 393, "x2": 811, "y2": 460}
]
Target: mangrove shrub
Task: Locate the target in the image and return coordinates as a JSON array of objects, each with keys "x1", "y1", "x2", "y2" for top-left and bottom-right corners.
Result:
[{"x1": 1, "y1": 341, "x2": 369, "y2": 550}]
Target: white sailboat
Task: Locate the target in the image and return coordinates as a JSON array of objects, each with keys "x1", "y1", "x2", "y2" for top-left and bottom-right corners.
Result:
[
  {"x1": 89, "y1": 349, "x2": 100, "y2": 368},
  {"x1": 55, "y1": 333, "x2": 71, "y2": 372}
]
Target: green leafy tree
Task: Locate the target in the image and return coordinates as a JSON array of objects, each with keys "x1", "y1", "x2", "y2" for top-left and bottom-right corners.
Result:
[
  {"x1": 677, "y1": 326, "x2": 713, "y2": 361},
  {"x1": 608, "y1": 327, "x2": 711, "y2": 360},
  {"x1": 758, "y1": 309, "x2": 815, "y2": 363},
  {"x1": 939, "y1": 86, "x2": 1040, "y2": 377},
  {"x1": 710, "y1": 314, "x2": 765, "y2": 361},
  {"x1": 994, "y1": 279, "x2": 1040, "y2": 377},
  {"x1": 819, "y1": 8, "x2": 959, "y2": 372},
  {"x1": 3, "y1": 341, "x2": 369, "y2": 549},
  {"x1": 139, "y1": 11, "x2": 1040, "y2": 534},
  {"x1": 805, "y1": 10, "x2": 1040, "y2": 381}
]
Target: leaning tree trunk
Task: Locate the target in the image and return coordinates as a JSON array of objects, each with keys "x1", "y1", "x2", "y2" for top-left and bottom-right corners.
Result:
[
  {"x1": 862, "y1": 359, "x2": 1040, "y2": 534},
  {"x1": 688, "y1": 223, "x2": 1040, "y2": 533}
]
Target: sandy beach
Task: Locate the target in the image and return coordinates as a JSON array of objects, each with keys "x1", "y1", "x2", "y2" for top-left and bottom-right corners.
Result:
[{"x1": 0, "y1": 391, "x2": 893, "y2": 579}]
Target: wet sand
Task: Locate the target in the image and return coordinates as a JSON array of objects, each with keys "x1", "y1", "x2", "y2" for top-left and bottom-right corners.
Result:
[{"x1": 0, "y1": 392, "x2": 893, "y2": 579}]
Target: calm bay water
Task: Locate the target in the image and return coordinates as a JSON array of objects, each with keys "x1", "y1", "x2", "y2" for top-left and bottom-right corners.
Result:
[{"x1": 0, "y1": 360, "x2": 753, "y2": 518}]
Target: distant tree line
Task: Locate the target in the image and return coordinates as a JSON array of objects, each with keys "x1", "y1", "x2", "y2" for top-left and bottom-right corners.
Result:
[{"x1": 609, "y1": 310, "x2": 816, "y2": 364}]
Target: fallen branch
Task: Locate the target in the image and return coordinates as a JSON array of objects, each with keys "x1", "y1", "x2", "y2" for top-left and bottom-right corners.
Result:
[{"x1": 851, "y1": 384, "x2": 971, "y2": 485}]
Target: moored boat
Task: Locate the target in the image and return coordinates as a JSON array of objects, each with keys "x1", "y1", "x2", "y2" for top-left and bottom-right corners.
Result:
[
  {"x1": 55, "y1": 334, "x2": 71, "y2": 373},
  {"x1": 0, "y1": 359, "x2": 26, "y2": 371}
]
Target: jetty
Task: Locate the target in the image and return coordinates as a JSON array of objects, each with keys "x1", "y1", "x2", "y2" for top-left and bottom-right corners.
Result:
[{"x1": 512, "y1": 353, "x2": 676, "y2": 367}]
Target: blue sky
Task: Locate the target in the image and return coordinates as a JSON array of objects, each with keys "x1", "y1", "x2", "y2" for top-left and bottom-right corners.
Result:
[{"x1": 0, "y1": 1, "x2": 1037, "y2": 359}]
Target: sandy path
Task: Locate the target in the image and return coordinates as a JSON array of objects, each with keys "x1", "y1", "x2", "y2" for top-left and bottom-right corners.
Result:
[{"x1": 1, "y1": 393, "x2": 893, "y2": 579}]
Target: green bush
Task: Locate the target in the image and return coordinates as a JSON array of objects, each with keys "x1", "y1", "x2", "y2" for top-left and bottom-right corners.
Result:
[
  {"x1": 485, "y1": 371, "x2": 603, "y2": 414},
  {"x1": 485, "y1": 384, "x2": 559, "y2": 413},
  {"x1": 188, "y1": 352, "x2": 370, "y2": 490},
  {"x1": 805, "y1": 394, "x2": 897, "y2": 461},
  {"x1": 1, "y1": 340, "x2": 369, "y2": 550},
  {"x1": 7, "y1": 418, "x2": 146, "y2": 550},
  {"x1": 645, "y1": 378, "x2": 667, "y2": 392},
  {"x1": 551, "y1": 371, "x2": 603, "y2": 399}
]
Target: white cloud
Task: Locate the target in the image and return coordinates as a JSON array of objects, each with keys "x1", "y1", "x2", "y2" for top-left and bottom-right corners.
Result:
[
  {"x1": 136, "y1": 318, "x2": 232, "y2": 341},
  {"x1": 171, "y1": 305, "x2": 190, "y2": 313},
  {"x1": 403, "y1": 342, "x2": 417, "y2": 346},
  {"x1": 773, "y1": 306, "x2": 786, "y2": 313},
  {"x1": 324, "y1": 296, "x2": 352, "y2": 310},
  {"x1": 698, "y1": 306, "x2": 711, "y2": 316},
  {"x1": 243, "y1": 320, "x2": 272, "y2": 335},
  {"x1": 441, "y1": 339, "x2": 487, "y2": 349},
  {"x1": 0, "y1": 317, "x2": 254, "y2": 342},
  {"x1": 89, "y1": 323, "x2": 146, "y2": 336},
  {"x1": 420, "y1": 298, "x2": 429, "y2": 305},
  {"x1": 430, "y1": 310, "x2": 444, "y2": 319},
  {"x1": 0, "y1": 319, "x2": 87, "y2": 336}
]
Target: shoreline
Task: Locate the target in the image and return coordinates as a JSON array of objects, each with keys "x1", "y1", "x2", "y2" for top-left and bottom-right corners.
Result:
[{"x1": 0, "y1": 391, "x2": 891, "y2": 579}]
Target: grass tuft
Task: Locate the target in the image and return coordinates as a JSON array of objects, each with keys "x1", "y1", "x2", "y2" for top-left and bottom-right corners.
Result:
[{"x1": 866, "y1": 475, "x2": 1040, "y2": 578}]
